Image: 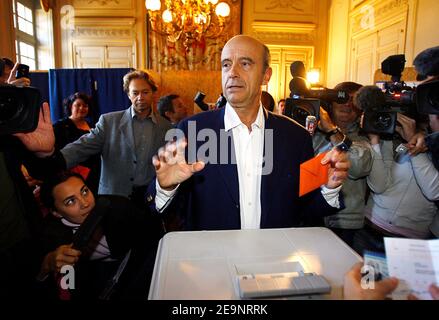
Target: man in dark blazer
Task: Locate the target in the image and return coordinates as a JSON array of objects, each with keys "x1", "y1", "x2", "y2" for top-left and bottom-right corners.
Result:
[{"x1": 149, "y1": 35, "x2": 350, "y2": 231}]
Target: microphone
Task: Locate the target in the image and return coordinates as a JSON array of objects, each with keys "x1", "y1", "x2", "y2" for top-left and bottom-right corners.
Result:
[
  {"x1": 354, "y1": 85, "x2": 387, "y2": 111},
  {"x1": 413, "y1": 46, "x2": 439, "y2": 77}
]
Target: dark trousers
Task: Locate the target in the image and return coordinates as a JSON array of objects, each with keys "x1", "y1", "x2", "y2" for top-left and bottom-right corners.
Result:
[
  {"x1": 0, "y1": 239, "x2": 40, "y2": 299},
  {"x1": 352, "y1": 223, "x2": 390, "y2": 256},
  {"x1": 330, "y1": 227, "x2": 361, "y2": 252}
]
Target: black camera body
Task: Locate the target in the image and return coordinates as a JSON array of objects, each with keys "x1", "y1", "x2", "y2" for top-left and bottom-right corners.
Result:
[
  {"x1": 284, "y1": 97, "x2": 320, "y2": 127},
  {"x1": 194, "y1": 91, "x2": 209, "y2": 111},
  {"x1": 16, "y1": 64, "x2": 30, "y2": 79},
  {"x1": 362, "y1": 106, "x2": 397, "y2": 136},
  {"x1": 194, "y1": 91, "x2": 227, "y2": 111},
  {"x1": 0, "y1": 85, "x2": 41, "y2": 135},
  {"x1": 362, "y1": 55, "x2": 418, "y2": 136},
  {"x1": 283, "y1": 61, "x2": 349, "y2": 126},
  {"x1": 416, "y1": 79, "x2": 439, "y2": 115}
]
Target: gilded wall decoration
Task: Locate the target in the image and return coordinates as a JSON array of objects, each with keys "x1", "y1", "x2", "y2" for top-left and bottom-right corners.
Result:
[
  {"x1": 72, "y1": 0, "x2": 133, "y2": 10},
  {"x1": 265, "y1": 0, "x2": 305, "y2": 12},
  {"x1": 254, "y1": 0, "x2": 314, "y2": 15}
]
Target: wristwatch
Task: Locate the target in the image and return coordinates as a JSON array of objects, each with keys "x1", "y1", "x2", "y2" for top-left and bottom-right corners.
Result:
[
  {"x1": 334, "y1": 134, "x2": 352, "y2": 152},
  {"x1": 324, "y1": 127, "x2": 342, "y2": 141}
]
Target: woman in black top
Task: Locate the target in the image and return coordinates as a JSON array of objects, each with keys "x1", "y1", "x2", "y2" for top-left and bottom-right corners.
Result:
[{"x1": 53, "y1": 93, "x2": 100, "y2": 193}]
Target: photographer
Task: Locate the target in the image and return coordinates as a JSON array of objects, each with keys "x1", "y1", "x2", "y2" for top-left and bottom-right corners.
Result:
[
  {"x1": 1, "y1": 58, "x2": 31, "y2": 87},
  {"x1": 354, "y1": 109, "x2": 438, "y2": 254},
  {"x1": 0, "y1": 62, "x2": 55, "y2": 298},
  {"x1": 405, "y1": 46, "x2": 439, "y2": 237},
  {"x1": 313, "y1": 82, "x2": 373, "y2": 248}
]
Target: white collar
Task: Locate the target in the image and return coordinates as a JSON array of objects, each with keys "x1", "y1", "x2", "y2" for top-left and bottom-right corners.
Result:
[
  {"x1": 224, "y1": 103, "x2": 264, "y2": 132},
  {"x1": 61, "y1": 217, "x2": 80, "y2": 229}
]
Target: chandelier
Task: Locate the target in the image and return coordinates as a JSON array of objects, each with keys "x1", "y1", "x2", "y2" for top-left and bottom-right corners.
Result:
[{"x1": 145, "y1": 0, "x2": 231, "y2": 50}]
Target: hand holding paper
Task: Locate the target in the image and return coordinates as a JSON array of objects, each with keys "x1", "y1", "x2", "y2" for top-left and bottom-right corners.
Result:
[
  {"x1": 299, "y1": 148, "x2": 350, "y2": 196},
  {"x1": 321, "y1": 147, "x2": 350, "y2": 189}
]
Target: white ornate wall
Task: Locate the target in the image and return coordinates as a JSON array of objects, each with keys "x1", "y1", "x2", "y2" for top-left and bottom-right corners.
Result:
[
  {"x1": 326, "y1": 0, "x2": 439, "y2": 87},
  {"x1": 56, "y1": 0, "x2": 145, "y2": 68}
]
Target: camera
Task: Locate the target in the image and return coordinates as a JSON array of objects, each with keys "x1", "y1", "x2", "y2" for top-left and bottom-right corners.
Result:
[
  {"x1": 194, "y1": 91, "x2": 227, "y2": 111},
  {"x1": 284, "y1": 61, "x2": 349, "y2": 127},
  {"x1": 0, "y1": 85, "x2": 41, "y2": 135},
  {"x1": 361, "y1": 55, "x2": 416, "y2": 136},
  {"x1": 361, "y1": 54, "x2": 438, "y2": 137},
  {"x1": 16, "y1": 64, "x2": 30, "y2": 79},
  {"x1": 194, "y1": 91, "x2": 209, "y2": 111},
  {"x1": 416, "y1": 79, "x2": 439, "y2": 114}
]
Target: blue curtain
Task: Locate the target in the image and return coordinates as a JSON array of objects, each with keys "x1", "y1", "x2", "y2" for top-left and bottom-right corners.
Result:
[
  {"x1": 90, "y1": 68, "x2": 132, "y2": 116},
  {"x1": 48, "y1": 68, "x2": 132, "y2": 123},
  {"x1": 29, "y1": 72, "x2": 49, "y2": 105}
]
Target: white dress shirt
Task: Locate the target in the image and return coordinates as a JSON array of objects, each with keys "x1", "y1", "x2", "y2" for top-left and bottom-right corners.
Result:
[
  {"x1": 224, "y1": 103, "x2": 265, "y2": 229},
  {"x1": 155, "y1": 103, "x2": 341, "y2": 229}
]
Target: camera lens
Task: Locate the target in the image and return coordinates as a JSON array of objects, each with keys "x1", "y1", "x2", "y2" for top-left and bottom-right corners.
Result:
[
  {"x1": 373, "y1": 112, "x2": 393, "y2": 130},
  {"x1": 0, "y1": 95, "x2": 24, "y2": 125},
  {"x1": 292, "y1": 104, "x2": 314, "y2": 127}
]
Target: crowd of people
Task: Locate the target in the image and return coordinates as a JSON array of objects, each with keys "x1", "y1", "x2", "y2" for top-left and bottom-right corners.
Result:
[{"x1": 0, "y1": 37, "x2": 438, "y2": 300}]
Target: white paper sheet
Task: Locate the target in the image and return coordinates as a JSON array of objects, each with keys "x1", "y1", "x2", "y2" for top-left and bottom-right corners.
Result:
[{"x1": 384, "y1": 238, "x2": 439, "y2": 300}]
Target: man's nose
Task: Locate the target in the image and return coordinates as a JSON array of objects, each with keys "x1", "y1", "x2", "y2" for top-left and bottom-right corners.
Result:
[{"x1": 228, "y1": 63, "x2": 239, "y2": 78}]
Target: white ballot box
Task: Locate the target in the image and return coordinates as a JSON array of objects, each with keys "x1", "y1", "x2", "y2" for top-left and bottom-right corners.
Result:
[{"x1": 148, "y1": 227, "x2": 361, "y2": 300}]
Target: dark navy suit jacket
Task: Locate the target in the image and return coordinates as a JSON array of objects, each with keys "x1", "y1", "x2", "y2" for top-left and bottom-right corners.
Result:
[{"x1": 148, "y1": 107, "x2": 340, "y2": 231}]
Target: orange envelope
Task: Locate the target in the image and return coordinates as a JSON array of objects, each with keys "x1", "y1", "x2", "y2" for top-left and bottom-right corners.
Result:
[{"x1": 299, "y1": 152, "x2": 329, "y2": 197}]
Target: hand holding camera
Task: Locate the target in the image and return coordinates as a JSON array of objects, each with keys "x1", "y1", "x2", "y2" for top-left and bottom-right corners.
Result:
[
  {"x1": 7, "y1": 62, "x2": 30, "y2": 87},
  {"x1": 395, "y1": 113, "x2": 417, "y2": 142}
]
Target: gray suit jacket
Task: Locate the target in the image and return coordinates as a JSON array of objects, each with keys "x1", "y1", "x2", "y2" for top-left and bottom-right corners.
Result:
[{"x1": 61, "y1": 107, "x2": 173, "y2": 197}]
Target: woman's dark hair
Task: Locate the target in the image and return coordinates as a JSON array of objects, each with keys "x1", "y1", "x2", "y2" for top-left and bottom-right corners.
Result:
[
  {"x1": 40, "y1": 171, "x2": 86, "y2": 210},
  {"x1": 2, "y1": 57, "x2": 14, "y2": 69},
  {"x1": 62, "y1": 92, "x2": 92, "y2": 117}
]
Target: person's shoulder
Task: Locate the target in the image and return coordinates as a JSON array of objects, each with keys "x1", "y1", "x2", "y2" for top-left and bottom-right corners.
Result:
[
  {"x1": 268, "y1": 112, "x2": 308, "y2": 134},
  {"x1": 155, "y1": 113, "x2": 174, "y2": 130},
  {"x1": 53, "y1": 117, "x2": 71, "y2": 128},
  {"x1": 179, "y1": 109, "x2": 223, "y2": 128},
  {"x1": 96, "y1": 109, "x2": 130, "y2": 126},
  {"x1": 100, "y1": 109, "x2": 128, "y2": 119},
  {"x1": 98, "y1": 194, "x2": 131, "y2": 205}
]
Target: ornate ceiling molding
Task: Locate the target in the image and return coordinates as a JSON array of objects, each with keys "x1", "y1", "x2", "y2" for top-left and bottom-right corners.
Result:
[
  {"x1": 71, "y1": 17, "x2": 136, "y2": 38},
  {"x1": 252, "y1": 21, "x2": 316, "y2": 43},
  {"x1": 74, "y1": 27, "x2": 133, "y2": 38}
]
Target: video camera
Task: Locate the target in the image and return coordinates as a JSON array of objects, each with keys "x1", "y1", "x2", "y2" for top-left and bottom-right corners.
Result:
[
  {"x1": 284, "y1": 61, "x2": 349, "y2": 127},
  {"x1": 0, "y1": 85, "x2": 41, "y2": 135},
  {"x1": 361, "y1": 54, "x2": 439, "y2": 137}
]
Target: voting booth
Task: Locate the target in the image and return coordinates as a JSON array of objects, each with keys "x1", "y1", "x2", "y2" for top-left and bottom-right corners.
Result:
[{"x1": 148, "y1": 227, "x2": 362, "y2": 300}]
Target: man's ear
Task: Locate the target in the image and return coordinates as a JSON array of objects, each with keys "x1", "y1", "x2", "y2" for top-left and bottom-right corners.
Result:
[
  {"x1": 51, "y1": 210, "x2": 63, "y2": 219},
  {"x1": 262, "y1": 67, "x2": 272, "y2": 86}
]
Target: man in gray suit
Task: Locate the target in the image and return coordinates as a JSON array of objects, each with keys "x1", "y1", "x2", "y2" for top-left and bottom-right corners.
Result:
[{"x1": 60, "y1": 70, "x2": 173, "y2": 203}]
